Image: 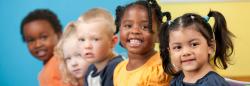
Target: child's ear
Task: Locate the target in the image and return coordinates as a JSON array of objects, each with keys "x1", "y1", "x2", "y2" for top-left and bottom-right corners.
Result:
[
  {"x1": 112, "y1": 35, "x2": 118, "y2": 48},
  {"x1": 208, "y1": 39, "x2": 216, "y2": 55}
]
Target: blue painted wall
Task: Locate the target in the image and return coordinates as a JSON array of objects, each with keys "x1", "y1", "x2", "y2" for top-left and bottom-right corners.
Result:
[{"x1": 0, "y1": 0, "x2": 131, "y2": 85}]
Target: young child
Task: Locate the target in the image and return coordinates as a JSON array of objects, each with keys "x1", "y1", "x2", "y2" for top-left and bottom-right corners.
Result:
[
  {"x1": 20, "y1": 9, "x2": 68, "y2": 86},
  {"x1": 75, "y1": 8, "x2": 124, "y2": 86},
  {"x1": 113, "y1": 0, "x2": 171, "y2": 86},
  {"x1": 55, "y1": 22, "x2": 90, "y2": 86},
  {"x1": 159, "y1": 10, "x2": 234, "y2": 86}
]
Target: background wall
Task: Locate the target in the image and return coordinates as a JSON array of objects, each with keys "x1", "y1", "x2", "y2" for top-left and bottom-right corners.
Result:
[
  {"x1": 1, "y1": 0, "x2": 250, "y2": 86},
  {"x1": 159, "y1": 1, "x2": 250, "y2": 81},
  {"x1": 0, "y1": 0, "x2": 130, "y2": 86}
]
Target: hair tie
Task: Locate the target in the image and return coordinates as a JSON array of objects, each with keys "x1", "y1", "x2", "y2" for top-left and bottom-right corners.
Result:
[
  {"x1": 203, "y1": 16, "x2": 210, "y2": 22},
  {"x1": 168, "y1": 21, "x2": 172, "y2": 25},
  {"x1": 190, "y1": 15, "x2": 195, "y2": 20}
]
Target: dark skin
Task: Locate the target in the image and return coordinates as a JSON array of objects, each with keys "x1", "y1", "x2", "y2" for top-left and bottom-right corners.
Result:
[
  {"x1": 23, "y1": 20, "x2": 60, "y2": 64},
  {"x1": 119, "y1": 5, "x2": 158, "y2": 71}
]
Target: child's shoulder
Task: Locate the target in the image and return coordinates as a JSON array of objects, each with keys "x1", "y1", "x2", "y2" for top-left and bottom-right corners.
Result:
[
  {"x1": 193, "y1": 71, "x2": 229, "y2": 86},
  {"x1": 105, "y1": 55, "x2": 124, "y2": 70},
  {"x1": 108, "y1": 55, "x2": 124, "y2": 65}
]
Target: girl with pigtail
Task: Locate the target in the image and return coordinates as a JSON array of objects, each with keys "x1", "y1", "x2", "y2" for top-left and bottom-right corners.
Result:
[
  {"x1": 113, "y1": 0, "x2": 171, "y2": 86},
  {"x1": 159, "y1": 10, "x2": 234, "y2": 86}
]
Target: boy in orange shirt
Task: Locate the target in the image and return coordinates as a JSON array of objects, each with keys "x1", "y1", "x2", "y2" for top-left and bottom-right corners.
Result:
[{"x1": 21, "y1": 9, "x2": 68, "y2": 86}]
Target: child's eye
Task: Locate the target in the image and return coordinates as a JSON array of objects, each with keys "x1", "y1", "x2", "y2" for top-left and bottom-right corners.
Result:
[
  {"x1": 93, "y1": 38, "x2": 99, "y2": 41},
  {"x1": 173, "y1": 46, "x2": 182, "y2": 51},
  {"x1": 191, "y1": 42, "x2": 199, "y2": 48},
  {"x1": 79, "y1": 38, "x2": 85, "y2": 42},
  {"x1": 124, "y1": 24, "x2": 132, "y2": 29},
  {"x1": 40, "y1": 35, "x2": 48, "y2": 41},
  {"x1": 65, "y1": 56, "x2": 71, "y2": 62},
  {"x1": 26, "y1": 38, "x2": 35, "y2": 43},
  {"x1": 141, "y1": 25, "x2": 149, "y2": 31}
]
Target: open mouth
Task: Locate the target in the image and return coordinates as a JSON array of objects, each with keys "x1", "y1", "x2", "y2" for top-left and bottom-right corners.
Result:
[
  {"x1": 127, "y1": 38, "x2": 143, "y2": 47},
  {"x1": 36, "y1": 50, "x2": 47, "y2": 57},
  {"x1": 84, "y1": 52, "x2": 94, "y2": 58}
]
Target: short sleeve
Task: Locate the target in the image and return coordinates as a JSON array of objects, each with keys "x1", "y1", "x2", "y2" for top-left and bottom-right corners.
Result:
[{"x1": 139, "y1": 64, "x2": 171, "y2": 86}]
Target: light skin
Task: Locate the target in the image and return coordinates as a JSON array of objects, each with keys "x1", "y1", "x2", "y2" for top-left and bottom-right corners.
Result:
[
  {"x1": 168, "y1": 25, "x2": 215, "y2": 83},
  {"x1": 119, "y1": 5, "x2": 158, "y2": 71},
  {"x1": 62, "y1": 35, "x2": 89, "y2": 79},
  {"x1": 23, "y1": 20, "x2": 60, "y2": 64},
  {"x1": 76, "y1": 20, "x2": 117, "y2": 72}
]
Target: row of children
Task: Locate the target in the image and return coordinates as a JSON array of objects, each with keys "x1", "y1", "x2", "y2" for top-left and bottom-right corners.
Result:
[{"x1": 20, "y1": 0, "x2": 234, "y2": 86}]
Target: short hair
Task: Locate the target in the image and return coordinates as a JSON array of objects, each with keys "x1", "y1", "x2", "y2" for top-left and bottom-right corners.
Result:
[
  {"x1": 77, "y1": 8, "x2": 116, "y2": 35},
  {"x1": 20, "y1": 9, "x2": 62, "y2": 42}
]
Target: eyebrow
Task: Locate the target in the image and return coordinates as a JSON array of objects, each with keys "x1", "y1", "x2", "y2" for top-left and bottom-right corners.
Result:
[{"x1": 170, "y1": 38, "x2": 200, "y2": 45}]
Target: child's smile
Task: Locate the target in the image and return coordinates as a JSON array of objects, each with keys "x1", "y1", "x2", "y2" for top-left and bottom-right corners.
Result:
[
  {"x1": 127, "y1": 38, "x2": 143, "y2": 47},
  {"x1": 169, "y1": 25, "x2": 213, "y2": 72},
  {"x1": 120, "y1": 5, "x2": 157, "y2": 54}
]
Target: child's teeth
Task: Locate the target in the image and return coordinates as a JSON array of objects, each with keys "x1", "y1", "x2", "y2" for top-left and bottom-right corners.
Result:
[
  {"x1": 129, "y1": 39, "x2": 141, "y2": 46},
  {"x1": 38, "y1": 51, "x2": 46, "y2": 56}
]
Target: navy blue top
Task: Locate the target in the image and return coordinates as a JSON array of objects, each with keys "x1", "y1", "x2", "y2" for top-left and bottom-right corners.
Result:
[
  {"x1": 84, "y1": 55, "x2": 123, "y2": 86},
  {"x1": 171, "y1": 71, "x2": 230, "y2": 86}
]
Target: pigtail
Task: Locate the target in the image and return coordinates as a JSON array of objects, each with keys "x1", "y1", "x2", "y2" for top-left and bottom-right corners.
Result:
[
  {"x1": 159, "y1": 11, "x2": 178, "y2": 76},
  {"x1": 115, "y1": 6, "x2": 124, "y2": 35},
  {"x1": 147, "y1": 0, "x2": 163, "y2": 32},
  {"x1": 146, "y1": 0, "x2": 153, "y2": 33},
  {"x1": 115, "y1": 5, "x2": 125, "y2": 47},
  {"x1": 208, "y1": 10, "x2": 234, "y2": 69}
]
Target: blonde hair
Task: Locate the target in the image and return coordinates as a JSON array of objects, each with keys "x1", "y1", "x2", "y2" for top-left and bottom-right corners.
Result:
[
  {"x1": 77, "y1": 8, "x2": 116, "y2": 36},
  {"x1": 55, "y1": 22, "x2": 80, "y2": 86}
]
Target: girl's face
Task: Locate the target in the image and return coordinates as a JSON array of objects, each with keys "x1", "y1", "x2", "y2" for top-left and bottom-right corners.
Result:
[
  {"x1": 23, "y1": 20, "x2": 59, "y2": 63},
  {"x1": 63, "y1": 36, "x2": 89, "y2": 78},
  {"x1": 119, "y1": 5, "x2": 158, "y2": 55},
  {"x1": 168, "y1": 25, "x2": 214, "y2": 73},
  {"x1": 76, "y1": 21, "x2": 116, "y2": 64}
]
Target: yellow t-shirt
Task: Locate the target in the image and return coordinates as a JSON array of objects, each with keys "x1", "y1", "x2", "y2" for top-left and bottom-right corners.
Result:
[{"x1": 113, "y1": 52, "x2": 171, "y2": 86}]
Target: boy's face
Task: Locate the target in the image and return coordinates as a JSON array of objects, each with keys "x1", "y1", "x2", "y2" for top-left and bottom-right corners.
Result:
[
  {"x1": 168, "y1": 25, "x2": 214, "y2": 72},
  {"x1": 63, "y1": 36, "x2": 89, "y2": 78},
  {"x1": 76, "y1": 21, "x2": 116, "y2": 64},
  {"x1": 23, "y1": 20, "x2": 59, "y2": 63},
  {"x1": 119, "y1": 5, "x2": 157, "y2": 55}
]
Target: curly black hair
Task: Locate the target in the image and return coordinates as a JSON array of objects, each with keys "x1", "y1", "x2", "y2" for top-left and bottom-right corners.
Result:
[
  {"x1": 20, "y1": 9, "x2": 62, "y2": 42},
  {"x1": 115, "y1": 0, "x2": 163, "y2": 34}
]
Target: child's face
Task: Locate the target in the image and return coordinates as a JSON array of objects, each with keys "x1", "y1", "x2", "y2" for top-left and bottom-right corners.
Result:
[
  {"x1": 63, "y1": 36, "x2": 89, "y2": 78},
  {"x1": 76, "y1": 21, "x2": 116, "y2": 64},
  {"x1": 119, "y1": 5, "x2": 158, "y2": 54},
  {"x1": 168, "y1": 25, "x2": 214, "y2": 72},
  {"x1": 23, "y1": 20, "x2": 59, "y2": 62}
]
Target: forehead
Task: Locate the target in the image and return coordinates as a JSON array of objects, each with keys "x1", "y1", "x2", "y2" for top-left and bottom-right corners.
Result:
[
  {"x1": 124, "y1": 5, "x2": 148, "y2": 19},
  {"x1": 23, "y1": 20, "x2": 55, "y2": 36},
  {"x1": 62, "y1": 35, "x2": 78, "y2": 50},
  {"x1": 76, "y1": 21, "x2": 111, "y2": 36},
  {"x1": 169, "y1": 25, "x2": 205, "y2": 43}
]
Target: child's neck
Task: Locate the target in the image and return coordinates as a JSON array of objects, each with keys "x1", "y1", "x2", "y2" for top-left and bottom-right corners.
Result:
[
  {"x1": 43, "y1": 57, "x2": 52, "y2": 65},
  {"x1": 76, "y1": 78, "x2": 83, "y2": 86},
  {"x1": 126, "y1": 49, "x2": 156, "y2": 71},
  {"x1": 183, "y1": 64, "x2": 213, "y2": 83},
  {"x1": 94, "y1": 53, "x2": 116, "y2": 73}
]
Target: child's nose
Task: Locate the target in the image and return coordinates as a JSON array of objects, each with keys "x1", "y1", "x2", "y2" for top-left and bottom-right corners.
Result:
[
  {"x1": 182, "y1": 47, "x2": 192, "y2": 57},
  {"x1": 83, "y1": 41, "x2": 92, "y2": 49},
  {"x1": 130, "y1": 25, "x2": 141, "y2": 34},
  {"x1": 34, "y1": 39, "x2": 43, "y2": 48}
]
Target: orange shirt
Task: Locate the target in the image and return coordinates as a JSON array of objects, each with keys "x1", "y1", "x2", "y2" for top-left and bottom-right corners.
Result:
[{"x1": 38, "y1": 55, "x2": 69, "y2": 86}]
